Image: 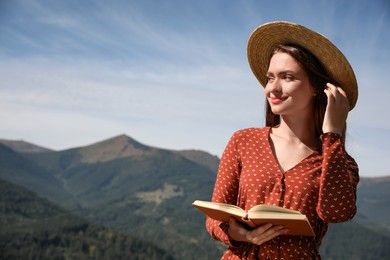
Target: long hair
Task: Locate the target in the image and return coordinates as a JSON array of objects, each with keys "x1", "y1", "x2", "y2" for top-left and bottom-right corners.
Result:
[{"x1": 264, "y1": 44, "x2": 346, "y2": 140}]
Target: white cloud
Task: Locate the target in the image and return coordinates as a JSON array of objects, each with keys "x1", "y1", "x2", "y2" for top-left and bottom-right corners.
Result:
[{"x1": 0, "y1": 54, "x2": 264, "y2": 155}]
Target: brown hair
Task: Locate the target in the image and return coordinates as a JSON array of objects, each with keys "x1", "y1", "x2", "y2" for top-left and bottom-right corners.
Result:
[{"x1": 264, "y1": 44, "x2": 346, "y2": 139}]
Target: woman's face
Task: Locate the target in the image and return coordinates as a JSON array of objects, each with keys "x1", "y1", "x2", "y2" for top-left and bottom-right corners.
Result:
[{"x1": 265, "y1": 52, "x2": 316, "y2": 117}]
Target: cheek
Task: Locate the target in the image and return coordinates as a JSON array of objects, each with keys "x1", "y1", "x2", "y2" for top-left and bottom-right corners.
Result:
[
  {"x1": 286, "y1": 83, "x2": 312, "y2": 97},
  {"x1": 263, "y1": 83, "x2": 274, "y2": 94},
  {"x1": 263, "y1": 86, "x2": 269, "y2": 96}
]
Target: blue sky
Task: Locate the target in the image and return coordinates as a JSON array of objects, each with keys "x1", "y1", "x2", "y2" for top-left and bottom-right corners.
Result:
[{"x1": 0, "y1": 0, "x2": 389, "y2": 177}]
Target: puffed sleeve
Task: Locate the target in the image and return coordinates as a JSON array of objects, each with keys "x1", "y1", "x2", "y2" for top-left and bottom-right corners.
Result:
[
  {"x1": 317, "y1": 132, "x2": 359, "y2": 222},
  {"x1": 205, "y1": 132, "x2": 242, "y2": 247}
]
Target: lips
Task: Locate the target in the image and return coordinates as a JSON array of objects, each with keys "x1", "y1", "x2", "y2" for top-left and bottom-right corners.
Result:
[{"x1": 270, "y1": 96, "x2": 287, "y2": 104}]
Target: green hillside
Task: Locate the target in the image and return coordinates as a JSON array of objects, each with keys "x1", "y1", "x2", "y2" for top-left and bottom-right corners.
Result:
[
  {"x1": 0, "y1": 144, "x2": 77, "y2": 209},
  {"x1": 355, "y1": 177, "x2": 390, "y2": 235},
  {"x1": 23, "y1": 139, "x2": 222, "y2": 259},
  {"x1": 0, "y1": 178, "x2": 175, "y2": 260},
  {"x1": 320, "y1": 221, "x2": 390, "y2": 259}
]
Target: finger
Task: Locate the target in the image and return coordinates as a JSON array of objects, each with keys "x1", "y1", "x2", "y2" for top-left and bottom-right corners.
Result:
[
  {"x1": 251, "y1": 225, "x2": 286, "y2": 240},
  {"x1": 327, "y1": 84, "x2": 350, "y2": 109},
  {"x1": 245, "y1": 223, "x2": 272, "y2": 242},
  {"x1": 325, "y1": 83, "x2": 347, "y2": 108},
  {"x1": 326, "y1": 83, "x2": 348, "y2": 100},
  {"x1": 266, "y1": 225, "x2": 288, "y2": 236},
  {"x1": 250, "y1": 226, "x2": 289, "y2": 245},
  {"x1": 251, "y1": 223, "x2": 273, "y2": 236},
  {"x1": 324, "y1": 87, "x2": 335, "y2": 106},
  {"x1": 265, "y1": 226, "x2": 289, "y2": 240},
  {"x1": 326, "y1": 82, "x2": 337, "y2": 89},
  {"x1": 336, "y1": 86, "x2": 347, "y2": 98},
  {"x1": 325, "y1": 83, "x2": 338, "y2": 97},
  {"x1": 326, "y1": 82, "x2": 338, "y2": 89}
]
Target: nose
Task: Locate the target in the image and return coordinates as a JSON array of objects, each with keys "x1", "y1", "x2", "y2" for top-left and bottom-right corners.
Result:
[{"x1": 267, "y1": 78, "x2": 282, "y2": 94}]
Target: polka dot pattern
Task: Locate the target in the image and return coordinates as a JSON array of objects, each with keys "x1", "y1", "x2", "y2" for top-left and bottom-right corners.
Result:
[{"x1": 206, "y1": 127, "x2": 359, "y2": 259}]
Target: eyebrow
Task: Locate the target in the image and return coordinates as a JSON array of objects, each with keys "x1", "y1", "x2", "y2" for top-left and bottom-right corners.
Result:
[{"x1": 267, "y1": 70, "x2": 296, "y2": 75}]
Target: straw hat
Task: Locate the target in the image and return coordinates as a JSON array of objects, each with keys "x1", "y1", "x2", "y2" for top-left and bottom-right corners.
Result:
[{"x1": 247, "y1": 21, "x2": 358, "y2": 110}]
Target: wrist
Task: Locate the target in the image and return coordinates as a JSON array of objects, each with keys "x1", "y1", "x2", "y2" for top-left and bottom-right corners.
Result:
[{"x1": 322, "y1": 127, "x2": 343, "y2": 136}]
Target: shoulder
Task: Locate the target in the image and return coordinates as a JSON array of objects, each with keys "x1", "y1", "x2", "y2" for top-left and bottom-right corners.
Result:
[
  {"x1": 223, "y1": 127, "x2": 270, "y2": 159},
  {"x1": 229, "y1": 127, "x2": 270, "y2": 145},
  {"x1": 232, "y1": 127, "x2": 270, "y2": 139}
]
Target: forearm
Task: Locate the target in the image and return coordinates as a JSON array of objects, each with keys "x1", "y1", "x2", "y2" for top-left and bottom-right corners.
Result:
[
  {"x1": 205, "y1": 131, "x2": 241, "y2": 245},
  {"x1": 317, "y1": 133, "x2": 359, "y2": 222}
]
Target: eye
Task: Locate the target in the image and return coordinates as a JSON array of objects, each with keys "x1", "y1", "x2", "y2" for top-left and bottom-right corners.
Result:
[
  {"x1": 266, "y1": 76, "x2": 274, "y2": 83},
  {"x1": 283, "y1": 74, "x2": 294, "y2": 81}
]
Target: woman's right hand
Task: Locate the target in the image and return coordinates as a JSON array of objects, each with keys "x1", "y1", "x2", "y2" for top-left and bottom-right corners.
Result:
[
  {"x1": 322, "y1": 83, "x2": 350, "y2": 135},
  {"x1": 228, "y1": 218, "x2": 289, "y2": 245}
]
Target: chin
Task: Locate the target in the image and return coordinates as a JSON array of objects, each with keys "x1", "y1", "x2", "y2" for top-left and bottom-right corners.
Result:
[{"x1": 270, "y1": 108, "x2": 283, "y2": 115}]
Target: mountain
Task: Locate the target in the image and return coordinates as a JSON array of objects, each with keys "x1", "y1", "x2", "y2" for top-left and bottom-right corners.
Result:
[
  {"x1": 320, "y1": 220, "x2": 390, "y2": 259},
  {"x1": 175, "y1": 149, "x2": 220, "y2": 173},
  {"x1": 354, "y1": 176, "x2": 390, "y2": 235},
  {"x1": 77, "y1": 134, "x2": 158, "y2": 163},
  {"x1": 1, "y1": 136, "x2": 389, "y2": 259},
  {"x1": 5, "y1": 135, "x2": 222, "y2": 259},
  {"x1": 0, "y1": 144, "x2": 77, "y2": 209},
  {"x1": 0, "y1": 178, "x2": 175, "y2": 260},
  {"x1": 0, "y1": 139, "x2": 52, "y2": 153}
]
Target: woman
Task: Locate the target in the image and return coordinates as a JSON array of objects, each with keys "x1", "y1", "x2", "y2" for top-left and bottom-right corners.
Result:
[{"x1": 206, "y1": 21, "x2": 359, "y2": 259}]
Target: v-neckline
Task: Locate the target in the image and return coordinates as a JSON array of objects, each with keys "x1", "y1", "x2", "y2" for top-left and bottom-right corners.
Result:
[{"x1": 265, "y1": 127, "x2": 319, "y2": 173}]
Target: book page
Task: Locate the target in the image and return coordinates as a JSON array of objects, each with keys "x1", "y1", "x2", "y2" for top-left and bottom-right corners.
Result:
[
  {"x1": 249, "y1": 204, "x2": 302, "y2": 215},
  {"x1": 192, "y1": 200, "x2": 245, "y2": 215}
]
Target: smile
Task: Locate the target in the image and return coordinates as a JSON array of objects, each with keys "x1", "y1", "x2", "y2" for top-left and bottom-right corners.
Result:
[{"x1": 270, "y1": 96, "x2": 288, "y2": 104}]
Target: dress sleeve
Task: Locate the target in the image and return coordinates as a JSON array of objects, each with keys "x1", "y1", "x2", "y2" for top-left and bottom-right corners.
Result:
[
  {"x1": 317, "y1": 132, "x2": 359, "y2": 223},
  {"x1": 205, "y1": 132, "x2": 242, "y2": 247}
]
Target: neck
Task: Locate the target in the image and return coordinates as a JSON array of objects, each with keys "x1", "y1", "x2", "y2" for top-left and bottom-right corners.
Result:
[{"x1": 272, "y1": 115, "x2": 319, "y2": 150}]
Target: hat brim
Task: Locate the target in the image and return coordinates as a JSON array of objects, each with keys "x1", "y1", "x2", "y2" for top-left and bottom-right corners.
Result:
[{"x1": 247, "y1": 21, "x2": 358, "y2": 110}]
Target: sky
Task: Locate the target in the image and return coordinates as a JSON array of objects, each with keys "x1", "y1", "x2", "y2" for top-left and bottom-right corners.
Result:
[{"x1": 0, "y1": 0, "x2": 389, "y2": 177}]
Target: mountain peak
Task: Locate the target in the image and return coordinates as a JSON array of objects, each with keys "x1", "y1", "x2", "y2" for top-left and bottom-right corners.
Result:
[
  {"x1": 105, "y1": 134, "x2": 138, "y2": 145},
  {"x1": 79, "y1": 134, "x2": 154, "y2": 163}
]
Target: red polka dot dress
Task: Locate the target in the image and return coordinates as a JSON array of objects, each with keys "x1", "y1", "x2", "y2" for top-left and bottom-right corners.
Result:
[{"x1": 206, "y1": 127, "x2": 359, "y2": 259}]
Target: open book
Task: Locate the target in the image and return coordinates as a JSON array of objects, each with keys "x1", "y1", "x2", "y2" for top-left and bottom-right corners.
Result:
[{"x1": 192, "y1": 200, "x2": 315, "y2": 237}]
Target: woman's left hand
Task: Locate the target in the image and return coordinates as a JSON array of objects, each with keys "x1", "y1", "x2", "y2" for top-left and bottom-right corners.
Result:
[
  {"x1": 227, "y1": 218, "x2": 288, "y2": 245},
  {"x1": 322, "y1": 83, "x2": 350, "y2": 135}
]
